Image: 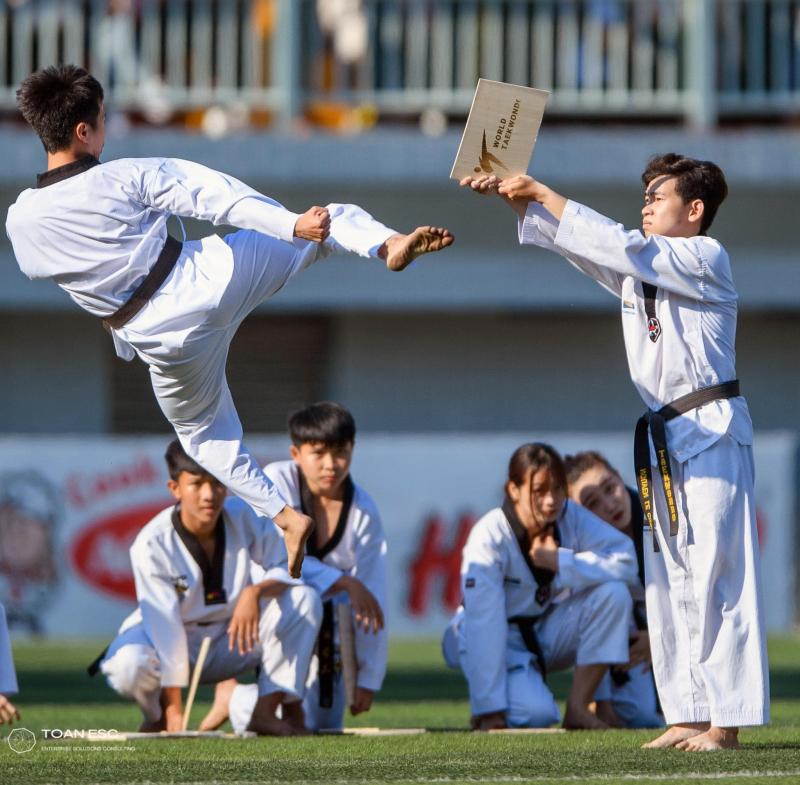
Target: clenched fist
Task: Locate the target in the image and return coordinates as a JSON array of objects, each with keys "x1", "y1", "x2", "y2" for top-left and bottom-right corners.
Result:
[{"x1": 294, "y1": 206, "x2": 331, "y2": 242}]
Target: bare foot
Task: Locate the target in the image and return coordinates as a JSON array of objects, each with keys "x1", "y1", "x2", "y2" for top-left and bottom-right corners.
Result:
[
  {"x1": 676, "y1": 726, "x2": 739, "y2": 751},
  {"x1": 138, "y1": 716, "x2": 165, "y2": 733},
  {"x1": 381, "y1": 227, "x2": 454, "y2": 272},
  {"x1": 594, "y1": 700, "x2": 625, "y2": 728},
  {"x1": 563, "y1": 704, "x2": 611, "y2": 730},
  {"x1": 247, "y1": 713, "x2": 295, "y2": 736},
  {"x1": 282, "y1": 701, "x2": 312, "y2": 736},
  {"x1": 198, "y1": 678, "x2": 237, "y2": 731},
  {"x1": 285, "y1": 514, "x2": 314, "y2": 579},
  {"x1": 642, "y1": 722, "x2": 709, "y2": 749}
]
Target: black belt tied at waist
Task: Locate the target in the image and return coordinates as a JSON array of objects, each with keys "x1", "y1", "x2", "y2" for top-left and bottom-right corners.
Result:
[
  {"x1": 634, "y1": 380, "x2": 741, "y2": 550},
  {"x1": 102, "y1": 235, "x2": 183, "y2": 330},
  {"x1": 508, "y1": 615, "x2": 546, "y2": 680}
]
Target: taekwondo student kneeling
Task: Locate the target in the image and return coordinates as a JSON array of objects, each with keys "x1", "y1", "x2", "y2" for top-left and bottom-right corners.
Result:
[
  {"x1": 460, "y1": 155, "x2": 768, "y2": 751},
  {"x1": 7, "y1": 65, "x2": 454, "y2": 579},
  {"x1": 442, "y1": 443, "x2": 638, "y2": 731},
  {"x1": 98, "y1": 440, "x2": 329, "y2": 736},
  {"x1": 204, "y1": 402, "x2": 387, "y2": 733}
]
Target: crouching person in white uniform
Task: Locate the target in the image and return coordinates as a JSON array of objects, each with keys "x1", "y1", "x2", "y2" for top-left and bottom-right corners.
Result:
[
  {"x1": 98, "y1": 439, "x2": 323, "y2": 735},
  {"x1": 565, "y1": 450, "x2": 664, "y2": 729},
  {"x1": 443, "y1": 443, "x2": 638, "y2": 731},
  {"x1": 220, "y1": 402, "x2": 387, "y2": 732}
]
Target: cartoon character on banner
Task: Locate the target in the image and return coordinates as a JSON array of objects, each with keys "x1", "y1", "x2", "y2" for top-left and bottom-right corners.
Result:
[{"x1": 0, "y1": 471, "x2": 61, "y2": 634}]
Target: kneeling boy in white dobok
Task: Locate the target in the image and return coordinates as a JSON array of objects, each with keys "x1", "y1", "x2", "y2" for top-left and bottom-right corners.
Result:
[
  {"x1": 8, "y1": 65, "x2": 454, "y2": 578},
  {"x1": 99, "y1": 440, "x2": 329, "y2": 736},
  {"x1": 219, "y1": 402, "x2": 387, "y2": 732},
  {"x1": 461, "y1": 154, "x2": 768, "y2": 750},
  {"x1": 443, "y1": 443, "x2": 637, "y2": 731}
]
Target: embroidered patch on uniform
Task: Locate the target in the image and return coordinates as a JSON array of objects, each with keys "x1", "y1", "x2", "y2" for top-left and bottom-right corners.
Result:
[
  {"x1": 172, "y1": 575, "x2": 189, "y2": 594},
  {"x1": 647, "y1": 316, "x2": 662, "y2": 342},
  {"x1": 465, "y1": 577, "x2": 476, "y2": 589},
  {"x1": 503, "y1": 577, "x2": 521, "y2": 585},
  {"x1": 622, "y1": 299, "x2": 637, "y2": 314}
]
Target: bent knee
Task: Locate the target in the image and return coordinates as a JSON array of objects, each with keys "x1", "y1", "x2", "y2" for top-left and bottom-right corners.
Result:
[
  {"x1": 102, "y1": 645, "x2": 160, "y2": 697},
  {"x1": 588, "y1": 580, "x2": 633, "y2": 612},
  {"x1": 507, "y1": 700, "x2": 560, "y2": 728},
  {"x1": 278, "y1": 584, "x2": 323, "y2": 626}
]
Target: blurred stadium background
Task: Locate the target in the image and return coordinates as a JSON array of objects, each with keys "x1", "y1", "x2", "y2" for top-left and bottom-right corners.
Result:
[{"x1": 0, "y1": 0, "x2": 798, "y2": 644}]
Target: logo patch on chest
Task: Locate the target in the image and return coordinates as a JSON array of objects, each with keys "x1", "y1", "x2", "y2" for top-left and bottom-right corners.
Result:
[{"x1": 622, "y1": 299, "x2": 637, "y2": 314}]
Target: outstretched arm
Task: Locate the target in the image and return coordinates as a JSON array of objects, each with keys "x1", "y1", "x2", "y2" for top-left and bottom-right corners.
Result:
[{"x1": 136, "y1": 158, "x2": 329, "y2": 243}]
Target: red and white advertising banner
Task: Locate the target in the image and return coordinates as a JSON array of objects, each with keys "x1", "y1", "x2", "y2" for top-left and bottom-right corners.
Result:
[{"x1": 0, "y1": 432, "x2": 795, "y2": 638}]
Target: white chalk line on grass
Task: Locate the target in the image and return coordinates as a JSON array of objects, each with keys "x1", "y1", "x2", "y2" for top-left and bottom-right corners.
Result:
[{"x1": 55, "y1": 772, "x2": 800, "y2": 785}]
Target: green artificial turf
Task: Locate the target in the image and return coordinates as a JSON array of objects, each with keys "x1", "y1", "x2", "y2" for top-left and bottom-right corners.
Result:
[{"x1": 1, "y1": 636, "x2": 798, "y2": 785}]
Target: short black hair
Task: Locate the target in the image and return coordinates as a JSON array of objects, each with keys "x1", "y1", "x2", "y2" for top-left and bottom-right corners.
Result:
[
  {"x1": 16, "y1": 65, "x2": 104, "y2": 153},
  {"x1": 288, "y1": 402, "x2": 356, "y2": 448},
  {"x1": 165, "y1": 439, "x2": 210, "y2": 482},
  {"x1": 641, "y1": 153, "x2": 728, "y2": 235}
]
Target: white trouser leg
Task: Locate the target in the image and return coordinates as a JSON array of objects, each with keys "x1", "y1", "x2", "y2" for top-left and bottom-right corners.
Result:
[
  {"x1": 646, "y1": 435, "x2": 769, "y2": 727},
  {"x1": 226, "y1": 585, "x2": 323, "y2": 734},
  {"x1": 257, "y1": 584, "x2": 323, "y2": 699},
  {"x1": 100, "y1": 625, "x2": 164, "y2": 723},
  {"x1": 229, "y1": 683, "x2": 258, "y2": 734},
  {"x1": 537, "y1": 581, "x2": 632, "y2": 671},
  {"x1": 503, "y1": 646, "x2": 560, "y2": 728},
  {"x1": 138, "y1": 204, "x2": 396, "y2": 520}
]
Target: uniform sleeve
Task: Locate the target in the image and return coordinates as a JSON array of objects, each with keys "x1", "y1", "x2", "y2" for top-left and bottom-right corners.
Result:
[
  {"x1": 131, "y1": 538, "x2": 189, "y2": 687},
  {"x1": 301, "y1": 556, "x2": 343, "y2": 596},
  {"x1": 461, "y1": 530, "x2": 509, "y2": 716},
  {"x1": 0, "y1": 604, "x2": 18, "y2": 695},
  {"x1": 555, "y1": 505, "x2": 638, "y2": 592},
  {"x1": 350, "y1": 504, "x2": 389, "y2": 692},
  {"x1": 137, "y1": 158, "x2": 300, "y2": 243},
  {"x1": 518, "y1": 201, "x2": 624, "y2": 298},
  {"x1": 553, "y1": 200, "x2": 737, "y2": 302}
]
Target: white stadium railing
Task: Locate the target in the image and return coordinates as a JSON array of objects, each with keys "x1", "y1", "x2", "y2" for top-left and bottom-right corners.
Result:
[{"x1": 0, "y1": 0, "x2": 798, "y2": 128}]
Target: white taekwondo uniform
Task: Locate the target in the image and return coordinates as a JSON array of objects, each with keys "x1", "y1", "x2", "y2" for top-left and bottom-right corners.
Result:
[
  {"x1": 229, "y1": 460, "x2": 388, "y2": 732},
  {"x1": 518, "y1": 200, "x2": 769, "y2": 727},
  {"x1": 0, "y1": 603, "x2": 19, "y2": 698},
  {"x1": 443, "y1": 500, "x2": 637, "y2": 727},
  {"x1": 6, "y1": 157, "x2": 396, "y2": 522},
  {"x1": 100, "y1": 496, "x2": 330, "y2": 723}
]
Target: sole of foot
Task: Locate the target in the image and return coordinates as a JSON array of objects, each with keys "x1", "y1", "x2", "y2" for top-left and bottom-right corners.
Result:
[{"x1": 385, "y1": 227, "x2": 454, "y2": 272}]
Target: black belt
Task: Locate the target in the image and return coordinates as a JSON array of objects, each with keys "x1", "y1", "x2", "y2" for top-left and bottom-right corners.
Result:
[
  {"x1": 102, "y1": 235, "x2": 183, "y2": 330},
  {"x1": 317, "y1": 600, "x2": 336, "y2": 708},
  {"x1": 634, "y1": 380, "x2": 741, "y2": 550},
  {"x1": 508, "y1": 615, "x2": 546, "y2": 680}
]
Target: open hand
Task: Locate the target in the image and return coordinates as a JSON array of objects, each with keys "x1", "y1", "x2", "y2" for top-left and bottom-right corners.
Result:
[
  {"x1": 341, "y1": 577, "x2": 384, "y2": 634},
  {"x1": 622, "y1": 630, "x2": 652, "y2": 671},
  {"x1": 294, "y1": 206, "x2": 331, "y2": 242},
  {"x1": 0, "y1": 695, "x2": 20, "y2": 725},
  {"x1": 459, "y1": 174, "x2": 501, "y2": 194},
  {"x1": 228, "y1": 584, "x2": 261, "y2": 655}
]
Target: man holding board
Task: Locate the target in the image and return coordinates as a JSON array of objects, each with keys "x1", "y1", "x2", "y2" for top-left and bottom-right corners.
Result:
[{"x1": 456, "y1": 79, "x2": 768, "y2": 751}]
